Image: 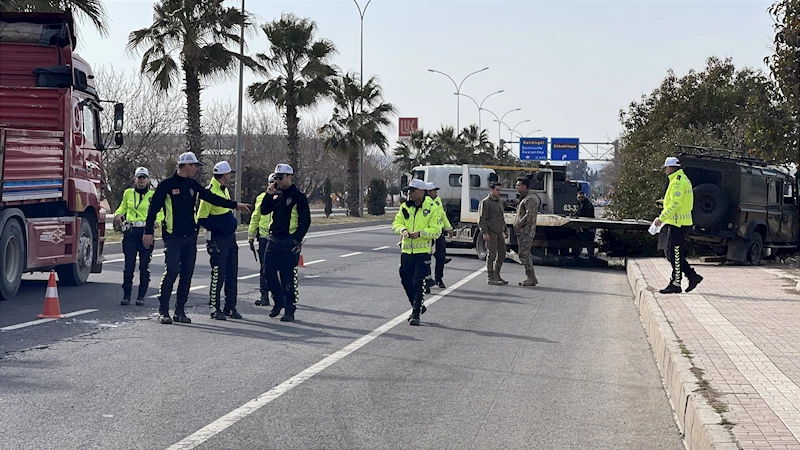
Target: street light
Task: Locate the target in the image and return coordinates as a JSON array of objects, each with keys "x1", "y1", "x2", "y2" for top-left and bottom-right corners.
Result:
[
  {"x1": 509, "y1": 119, "x2": 531, "y2": 142},
  {"x1": 455, "y1": 90, "x2": 503, "y2": 132},
  {"x1": 233, "y1": 0, "x2": 246, "y2": 220},
  {"x1": 488, "y1": 108, "x2": 520, "y2": 149},
  {"x1": 428, "y1": 67, "x2": 489, "y2": 131},
  {"x1": 354, "y1": 0, "x2": 373, "y2": 217},
  {"x1": 523, "y1": 128, "x2": 542, "y2": 137}
]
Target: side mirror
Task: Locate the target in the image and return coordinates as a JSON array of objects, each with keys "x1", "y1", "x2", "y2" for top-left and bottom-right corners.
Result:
[
  {"x1": 113, "y1": 103, "x2": 124, "y2": 146},
  {"x1": 400, "y1": 174, "x2": 408, "y2": 188}
]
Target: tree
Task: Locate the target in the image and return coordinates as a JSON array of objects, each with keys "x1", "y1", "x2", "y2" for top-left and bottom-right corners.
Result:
[
  {"x1": 766, "y1": 0, "x2": 800, "y2": 164},
  {"x1": 127, "y1": 0, "x2": 251, "y2": 165},
  {"x1": 320, "y1": 72, "x2": 396, "y2": 216},
  {"x1": 392, "y1": 125, "x2": 516, "y2": 172},
  {"x1": 247, "y1": 13, "x2": 338, "y2": 176},
  {"x1": 0, "y1": 1, "x2": 107, "y2": 35},
  {"x1": 367, "y1": 178, "x2": 387, "y2": 216}
]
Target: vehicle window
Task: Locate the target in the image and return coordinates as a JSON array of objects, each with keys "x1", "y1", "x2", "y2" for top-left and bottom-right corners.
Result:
[
  {"x1": 449, "y1": 174, "x2": 461, "y2": 187},
  {"x1": 82, "y1": 104, "x2": 97, "y2": 148},
  {"x1": 470, "y1": 175, "x2": 480, "y2": 188},
  {"x1": 412, "y1": 170, "x2": 425, "y2": 181},
  {"x1": 769, "y1": 180, "x2": 781, "y2": 205}
]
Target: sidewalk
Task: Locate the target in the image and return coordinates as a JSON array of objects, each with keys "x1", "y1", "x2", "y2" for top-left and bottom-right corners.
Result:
[{"x1": 628, "y1": 258, "x2": 800, "y2": 450}]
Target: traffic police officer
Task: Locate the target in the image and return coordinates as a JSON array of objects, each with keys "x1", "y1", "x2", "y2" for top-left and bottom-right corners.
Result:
[
  {"x1": 393, "y1": 178, "x2": 443, "y2": 326},
  {"x1": 260, "y1": 164, "x2": 311, "y2": 322},
  {"x1": 198, "y1": 161, "x2": 243, "y2": 320},
  {"x1": 654, "y1": 157, "x2": 703, "y2": 294},
  {"x1": 425, "y1": 182, "x2": 452, "y2": 289},
  {"x1": 249, "y1": 173, "x2": 276, "y2": 307},
  {"x1": 114, "y1": 167, "x2": 163, "y2": 305},
  {"x1": 144, "y1": 152, "x2": 251, "y2": 325}
]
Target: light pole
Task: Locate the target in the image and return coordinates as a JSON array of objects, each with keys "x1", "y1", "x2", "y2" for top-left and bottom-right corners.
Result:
[
  {"x1": 486, "y1": 108, "x2": 520, "y2": 149},
  {"x1": 354, "y1": 0, "x2": 373, "y2": 217},
  {"x1": 233, "y1": 0, "x2": 246, "y2": 221},
  {"x1": 428, "y1": 67, "x2": 489, "y2": 131},
  {"x1": 455, "y1": 90, "x2": 503, "y2": 132},
  {"x1": 508, "y1": 119, "x2": 531, "y2": 142},
  {"x1": 523, "y1": 128, "x2": 542, "y2": 138}
]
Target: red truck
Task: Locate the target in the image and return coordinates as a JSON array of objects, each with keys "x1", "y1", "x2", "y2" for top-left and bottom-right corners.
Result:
[{"x1": 0, "y1": 10, "x2": 124, "y2": 300}]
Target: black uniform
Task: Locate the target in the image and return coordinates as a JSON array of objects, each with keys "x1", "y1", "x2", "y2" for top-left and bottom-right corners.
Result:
[
  {"x1": 145, "y1": 172, "x2": 237, "y2": 320},
  {"x1": 259, "y1": 184, "x2": 311, "y2": 320}
]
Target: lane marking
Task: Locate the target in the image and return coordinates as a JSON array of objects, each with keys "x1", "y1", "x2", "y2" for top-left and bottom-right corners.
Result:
[
  {"x1": 372, "y1": 246, "x2": 390, "y2": 251},
  {"x1": 303, "y1": 259, "x2": 325, "y2": 266},
  {"x1": 339, "y1": 252, "x2": 362, "y2": 258},
  {"x1": 103, "y1": 225, "x2": 391, "y2": 263},
  {"x1": 1, "y1": 309, "x2": 99, "y2": 332},
  {"x1": 148, "y1": 285, "x2": 207, "y2": 299},
  {"x1": 165, "y1": 266, "x2": 487, "y2": 450},
  {"x1": 237, "y1": 273, "x2": 260, "y2": 280}
]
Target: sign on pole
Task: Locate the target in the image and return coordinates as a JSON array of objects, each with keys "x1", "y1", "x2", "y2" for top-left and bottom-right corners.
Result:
[
  {"x1": 519, "y1": 138, "x2": 548, "y2": 161},
  {"x1": 550, "y1": 138, "x2": 580, "y2": 161},
  {"x1": 398, "y1": 117, "x2": 418, "y2": 140}
]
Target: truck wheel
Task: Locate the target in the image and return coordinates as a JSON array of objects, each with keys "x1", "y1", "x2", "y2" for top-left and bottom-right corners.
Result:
[
  {"x1": 57, "y1": 218, "x2": 94, "y2": 286},
  {"x1": 746, "y1": 232, "x2": 763, "y2": 266},
  {"x1": 475, "y1": 235, "x2": 488, "y2": 261},
  {"x1": 693, "y1": 184, "x2": 729, "y2": 228},
  {"x1": 0, "y1": 219, "x2": 25, "y2": 300}
]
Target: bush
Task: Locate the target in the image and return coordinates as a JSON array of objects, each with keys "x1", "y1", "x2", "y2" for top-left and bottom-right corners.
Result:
[{"x1": 367, "y1": 178, "x2": 388, "y2": 215}]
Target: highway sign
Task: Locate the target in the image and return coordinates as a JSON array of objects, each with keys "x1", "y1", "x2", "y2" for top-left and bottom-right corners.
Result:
[
  {"x1": 551, "y1": 138, "x2": 580, "y2": 161},
  {"x1": 519, "y1": 137, "x2": 548, "y2": 161}
]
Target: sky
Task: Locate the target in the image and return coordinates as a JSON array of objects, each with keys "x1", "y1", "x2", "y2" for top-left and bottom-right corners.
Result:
[{"x1": 75, "y1": 0, "x2": 778, "y2": 160}]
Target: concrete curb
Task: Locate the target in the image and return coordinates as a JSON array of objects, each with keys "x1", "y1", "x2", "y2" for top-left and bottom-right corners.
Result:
[
  {"x1": 625, "y1": 258, "x2": 738, "y2": 450},
  {"x1": 101, "y1": 219, "x2": 393, "y2": 256}
]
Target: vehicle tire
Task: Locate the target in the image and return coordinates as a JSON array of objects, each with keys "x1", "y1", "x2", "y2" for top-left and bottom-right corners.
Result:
[
  {"x1": 475, "y1": 234, "x2": 488, "y2": 261},
  {"x1": 746, "y1": 232, "x2": 763, "y2": 266},
  {"x1": 693, "y1": 184, "x2": 729, "y2": 228},
  {"x1": 0, "y1": 219, "x2": 25, "y2": 300},
  {"x1": 57, "y1": 218, "x2": 94, "y2": 286}
]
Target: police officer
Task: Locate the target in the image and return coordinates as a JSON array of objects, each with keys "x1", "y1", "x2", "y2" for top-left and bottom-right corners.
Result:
[
  {"x1": 425, "y1": 182, "x2": 452, "y2": 289},
  {"x1": 144, "y1": 152, "x2": 251, "y2": 325},
  {"x1": 654, "y1": 157, "x2": 703, "y2": 294},
  {"x1": 514, "y1": 177, "x2": 539, "y2": 286},
  {"x1": 249, "y1": 173, "x2": 276, "y2": 307},
  {"x1": 114, "y1": 167, "x2": 163, "y2": 305},
  {"x1": 393, "y1": 179, "x2": 443, "y2": 326},
  {"x1": 198, "y1": 161, "x2": 242, "y2": 320},
  {"x1": 260, "y1": 164, "x2": 311, "y2": 322}
]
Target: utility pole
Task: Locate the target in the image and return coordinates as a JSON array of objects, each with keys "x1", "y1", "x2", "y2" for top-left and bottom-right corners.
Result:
[
  {"x1": 354, "y1": 0, "x2": 373, "y2": 218},
  {"x1": 233, "y1": 0, "x2": 245, "y2": 221}
]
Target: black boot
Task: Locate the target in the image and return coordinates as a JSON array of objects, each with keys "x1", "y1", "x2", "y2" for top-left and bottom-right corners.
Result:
[
  {"x1": 159, "y1": 309, "x2": 172, "y2": 324},
  {"x1": 173, "y1": 309, "x2": 192, "y2": 323},
  {"x1": 211, "y1": 310, "x2": 227, "y2": 320},
  {"x1": 659, "y1": 284, "x2": 682, "y2": 294},
  {"x1": 269, "y1": 307, "x2": 282, "y2": 318},
  {"x1": 120, "y1": 295, "x2": 131, "y2": 306},
  {"x1": 409, "y1": 312, "x2": 420, "y2": 326},
  {"x1": 686, "y1": 275, "x2": 703, "y2": 293}
]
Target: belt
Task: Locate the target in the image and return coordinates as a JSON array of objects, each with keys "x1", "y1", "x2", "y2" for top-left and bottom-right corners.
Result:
[{"x1": 128, "y1": 221, "x2": 146, "y2": 228}]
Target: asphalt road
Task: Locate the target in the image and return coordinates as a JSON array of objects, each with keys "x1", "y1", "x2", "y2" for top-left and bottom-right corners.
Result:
[{"x1": 0, "y1": 224, "x2": 683, "y2": 450}]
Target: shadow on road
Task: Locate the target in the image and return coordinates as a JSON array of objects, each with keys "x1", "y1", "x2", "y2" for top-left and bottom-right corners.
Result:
[{"x1": 422, "y1": 322, "x2": 559, "y2": 344}]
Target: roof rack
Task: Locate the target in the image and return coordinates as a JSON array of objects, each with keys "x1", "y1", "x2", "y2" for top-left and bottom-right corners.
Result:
[{"x1": 675, "y1": 144, "x2": 770, "y2": 167}]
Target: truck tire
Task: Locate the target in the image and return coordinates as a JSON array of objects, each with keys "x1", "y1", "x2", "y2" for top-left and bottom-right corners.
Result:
[
  {"x1": 475, "y1": 234, "x2": 488, "y2": 261},
  {"x1": 746, "y1": 232, "x2": 763, "y2": 266},
  {"x1": 693, "y1": 184, "x2": 729, "y2": 228},
  {"x1": 57, "y1": 218, "x2": 94, "y2": 286},
  {"x1": 0, "y1": 219, "x2": 25, "y2": 300}
]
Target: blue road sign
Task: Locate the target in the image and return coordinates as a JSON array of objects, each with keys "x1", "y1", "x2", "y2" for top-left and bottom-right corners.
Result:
[
  {"x1": 550, "y1": 138, "x2": 580, "y2": 161},
  {"x1": 519, "y1": 137, "x2": 548, "y2": 161}
]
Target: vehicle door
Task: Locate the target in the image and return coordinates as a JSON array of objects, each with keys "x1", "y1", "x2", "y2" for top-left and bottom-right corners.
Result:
[
  {"x1": 779, "y1": 179, "x2": 798, "y2": 243},
  {"x1": 766, "y1": 178, "x2": 783, "y2": 243}
]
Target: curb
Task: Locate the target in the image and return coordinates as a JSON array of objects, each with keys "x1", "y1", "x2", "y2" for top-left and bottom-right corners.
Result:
[
  {"x1": 625, "y1": 258, "x2": 738, "y2": 450},
  {"x1": 101, "y1": 219, "x2": 393, "y2": 256}
]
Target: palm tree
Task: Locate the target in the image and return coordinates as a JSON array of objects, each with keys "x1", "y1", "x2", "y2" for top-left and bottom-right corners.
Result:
[
  {"x1": 321, "y1": 72, "x2": 396, "y2": 216},
  {"x1": 0, "y1": 1, "x2": 107, "y2": 35},
  {"x1": 247, "y1": 14, "x2": 337, "y2": 175},
  {"x1": 393, "y1": 130, "x2": 433, "y2": 171},
  {"x1": 127, "y1": 0, "x2": 250, "y2": 161}
]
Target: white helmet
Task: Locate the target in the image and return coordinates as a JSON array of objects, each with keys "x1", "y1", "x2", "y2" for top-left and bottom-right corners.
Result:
[{"x1": 268, "y1": 172, "x2": 276, "y2": 184}]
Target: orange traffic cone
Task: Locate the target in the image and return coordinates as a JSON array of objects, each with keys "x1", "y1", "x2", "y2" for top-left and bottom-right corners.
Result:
[
  {"x1": 37, "y1": 271, "x2": 64, "y2": 319},
  {"x1": 298, "y1": 253, "x2": 305, "y2": 268}
]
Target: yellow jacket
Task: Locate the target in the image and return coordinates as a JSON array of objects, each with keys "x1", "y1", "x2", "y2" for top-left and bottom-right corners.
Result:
[
  {"x1": 392, "y1": 197, "x2": 443, "y2": 254},
  {"x1": 115, "y1": 188, "x2": 164, "y2": 224},
  {"x1": 248, "y1": 192, "x2": 274, "y2": 240},
  {"x1": 660, "y1": 169, "x2": 694, "y2": 226},
  {"x1": 430, "y1": 196, "x2": 452, "y2": 231}
]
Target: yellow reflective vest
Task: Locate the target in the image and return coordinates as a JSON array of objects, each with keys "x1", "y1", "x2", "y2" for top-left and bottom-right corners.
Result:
[
  {"x1": 659, "y1": 169, "x2": 694, "y2": 226},
  {"x1": 115, "y1": 188, "x2": 163, "y2": 224},
  {"x1": 392, "y1": 197, "x2": 443, "y2": 254},
  {"x1": 430, "y1": 196, "x2": 452, "y2": 231},
  {"x1": 248, "y1": 192, "x2": 274, "y2": 240}
]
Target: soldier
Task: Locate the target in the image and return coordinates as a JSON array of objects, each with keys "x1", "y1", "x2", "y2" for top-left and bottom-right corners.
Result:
[
  {"x1": 392, "y1": 179, "x2": 442, "y2": 326},
  {"x1": 479, "y1": 182, "x2": 508, "y2": 285},
  {"x1": 197, "y1": 161, "x2": 242, "y2": 320},
  {"x1": 249, "y1": 173, "x2": 276, "y2": 307},
  {"x1": 114, "y1": 167, "x2": 163, "y2": 305},
  {"x1": 654, "y1": 157, "x2": 703, "y2": 294},
  {"x1": 514, "y1": 178, "x2": 539, "y2": 286}
]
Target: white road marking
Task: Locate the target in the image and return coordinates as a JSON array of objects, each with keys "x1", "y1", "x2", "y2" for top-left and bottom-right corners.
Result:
[
  {"x1": 302, "y1": 259, "x2": 325, "y2": 266},
  {"x1": 148, "y1": 285, "x2": 207, "y2": 299},
  {"x1": 1, "y1": 309, "x2": 99, "y2": 332},
  {"x1": 237, "y1": 273, "x2": 260, "y2": 280},
  {"x1": 372, "y1": 246, "x2": 390, "y2": 251},
  {"x1": 164, "y1": 266, "x2": 487, "y2": 450},
  {"x1": 103, "y1": 224, "x2": 391, "y2": 263},
  {"x1": 339, "y1": 252, "x2": 362, "y2": 258}
]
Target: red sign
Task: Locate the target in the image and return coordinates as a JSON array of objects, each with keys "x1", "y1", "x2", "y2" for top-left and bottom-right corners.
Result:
[{"x1": 398, "y1": 117, "x2": 418, "y2": 138}]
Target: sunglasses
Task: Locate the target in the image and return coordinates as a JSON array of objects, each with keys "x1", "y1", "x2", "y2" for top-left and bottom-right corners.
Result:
[
  {"x1": 275, "y1": 174, "x2": 287, "y2": 180},
  {"x1": 136, "y1": 175, "x2": 148, "y2": 179}
]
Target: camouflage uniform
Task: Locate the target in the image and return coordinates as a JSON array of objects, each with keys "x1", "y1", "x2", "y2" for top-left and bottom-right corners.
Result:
[{"x1": 514, "y1": 192, "x2": 539, "y2": 286}]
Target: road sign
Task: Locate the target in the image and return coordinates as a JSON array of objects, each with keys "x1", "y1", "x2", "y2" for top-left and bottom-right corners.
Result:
[
  {"x1": 551, "y1": 138, "x2": 580, "y2": 161},
  {"x1": 398, "y1": 118, "x2": 418, "y2": 139},
  {"x1": 519, "y1": 137, "x2": 548, "y2": 161}
]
